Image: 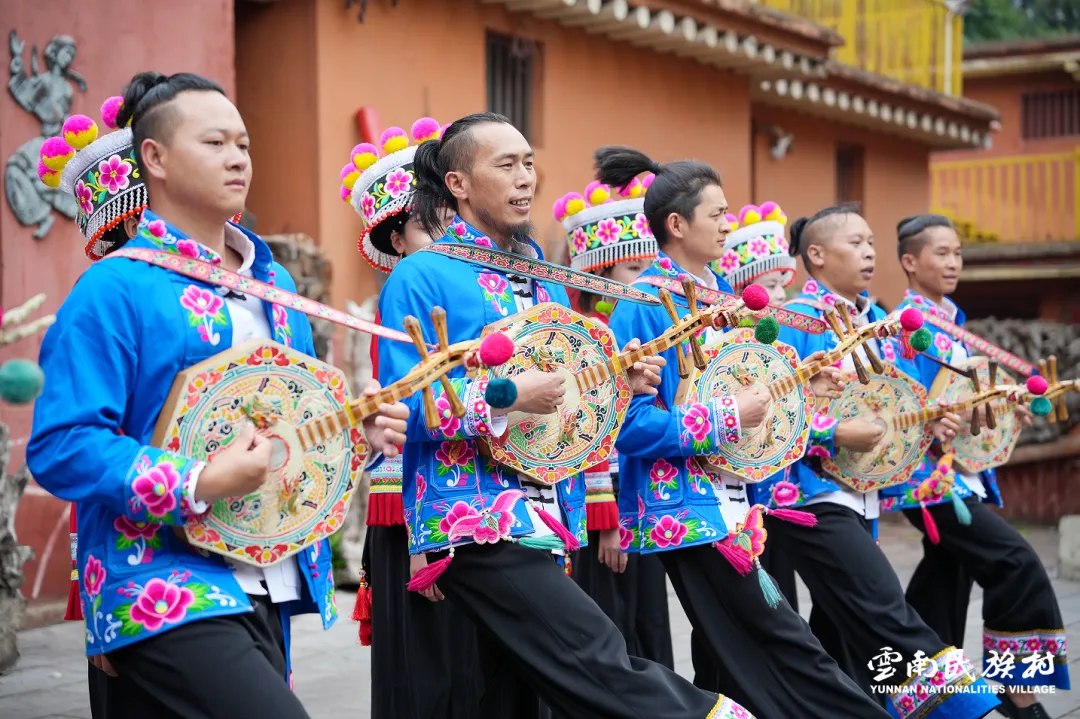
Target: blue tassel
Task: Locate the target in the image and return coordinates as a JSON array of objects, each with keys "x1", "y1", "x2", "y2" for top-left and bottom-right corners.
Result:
[
  {"x1": 756, "y1": 561, "x2": 783, "y2": 609},
  {"x1": 950, "y1": 489, "x2": 972, "y2": 526},
  {"x1": 516, "y1": 535, "x2": 565, "y2": 551}
]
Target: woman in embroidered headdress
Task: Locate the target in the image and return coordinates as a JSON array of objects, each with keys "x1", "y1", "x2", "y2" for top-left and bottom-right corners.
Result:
[
  {"x1": 339, "y1": 120, "x2": 483, "y2": 719},
  {"x1": 599, "y1": 145, "x2": 893, "y2": 718},
  {"x1": 881, "y1": 214, "x2": 1066, "y2": 719},
  {"x1": 553, "y1": 177, "x2": 674, "y2": 670},
  {"x1": 750, "y1": 203, "x2": 1002, "y2": 719}
]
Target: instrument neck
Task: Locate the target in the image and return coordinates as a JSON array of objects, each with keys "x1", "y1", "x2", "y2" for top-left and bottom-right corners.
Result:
[
  {"x1": 576, "y1": 332, "x2": 684, "y2": 393},
  {"x1": 296, "y1": 384, "x2": 404, "y2": 451},
  {"x1": 767, "y1": 345, "x2": 851, "y2": 400}
]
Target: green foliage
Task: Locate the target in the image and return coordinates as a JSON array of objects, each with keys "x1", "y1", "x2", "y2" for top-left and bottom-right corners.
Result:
[{"x1": 965, "y1": 0, "x2": 1080, "y2": 43}]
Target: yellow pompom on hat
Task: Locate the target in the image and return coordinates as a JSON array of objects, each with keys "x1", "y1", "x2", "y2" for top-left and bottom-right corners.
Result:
[{"x1": 556, "y1": 172, "x2": 658, "y2": 273}]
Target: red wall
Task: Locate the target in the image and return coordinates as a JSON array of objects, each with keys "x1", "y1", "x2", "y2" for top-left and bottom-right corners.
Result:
[{"x1": 1, "y1": 0, "x2": 236, "y2": 611}]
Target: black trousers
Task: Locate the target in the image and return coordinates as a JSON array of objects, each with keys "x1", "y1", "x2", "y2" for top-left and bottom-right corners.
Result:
[
  {"x1": 573, "y1": 530, "x2": 675, "y2": 670},
  {"x1": 659, "y1": 544, "x2": 891, "y2": 719},
  {"x1": 765, "y1": 503, "x2": 956, "y2": 697},
  {"x1": 434, "y1": 541, "x2": 725, "y2": 719},
  {"x1": 904, "y1": 499, "x2": 1066, "y2": 680},
  {"x1": 100, "y1": 594, "x2": 308, "y2": 719},
  {"x1": 365, "y1": 524, "x2": 484, "y2": 719}
]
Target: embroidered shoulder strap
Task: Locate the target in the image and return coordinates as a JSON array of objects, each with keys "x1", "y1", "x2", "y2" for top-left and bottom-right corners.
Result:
[
  {"x1": 106, "y1": 247, "x2": 415, "y2": 344},
  {"x1": 640, "y1": 276, "x2": 828, "y2": 334},
  {"x1": 421, "y1": 243, "x2": 660, "y2": 306},
  {"x1": 919, "y1": 313, "x2": 1035, "y2": 377}
]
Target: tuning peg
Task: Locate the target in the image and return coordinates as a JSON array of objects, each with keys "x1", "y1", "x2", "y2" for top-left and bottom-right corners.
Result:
[
  {"x1": 1049, "y1": 355, "x2": 1067, "y2": 421},
  {"x1": 678, "y1": 281, "x2": 709, "y2": 370},
  {"x1": 969, "y1": 370, "x2": 983, "y2": 437},
  {"x1": 864, "y1": 342, "x2": 885, "y2": 374},
  {"x1": 985, "y1": 363, "x2": 998, "y2": 430},
  {"x1": 658, "y1": 289, "x2": 681, "y2": 325},
  {"x1": 402, "y1": 316, "x2": 443, "y2": 429},
  {"x1": 825, "y1": 310, "x2": 868, "y2": 384}
]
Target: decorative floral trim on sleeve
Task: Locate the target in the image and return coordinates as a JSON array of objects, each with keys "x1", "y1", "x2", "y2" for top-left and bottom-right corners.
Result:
[
  {"x1": 983, "y1": 628, "x2": 1067, "y2": 664},
  {"x1": 890, "y1": 646, "x2": 984, "y2": 719},
  {"x1": 123, "y1": 448, "x2": 206, "y2": 526},
  {"x1": 807, "y1": 412, "x2": 838, "y2": 459},
  {"x1": 716, "y1": 397, "x2": 741, "y2": 444},
  {"x1": 584, "y1": 468, "x2": 615, "y2": 505},
  {"x1": 426, "y1": 379, "x2": 498, "y2": 441},
  {"x1": 708, "y1": 694, "x2": 756, "y2": 719}
]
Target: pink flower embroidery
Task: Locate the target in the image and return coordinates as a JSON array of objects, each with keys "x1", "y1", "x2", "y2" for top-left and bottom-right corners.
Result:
[
  {"x1": 775, "y1": 236, "x2": 789, "y2": 253},
  {"x1": 770, "y1": 480, "x2": 800, "y2": 507},
  {"x1": 97, "y1": 154, "x2": 132, "y2": 194},
  {"x1": 180, "y1": 286, "x2": 224, "y2": 318},
  {"x1": 732, "y1": 706, "x2": 751, "y2": 719},
  {"x1": 1047, "y1": 639, "x2": 1062, "y2": 654},
  {"x1": 438, "y1": 501, "x2": 482, "y2": 536},
  {"x1": 650, "y1": 515, "x2": 688, "y2": 548},
  {"x1": 803, "y1": 279, "x2": 821, "y2": 296},
  {"x1": 114, "y1": 517, "x2": 160, "y2": 541},
  {"x1": 83, "y1": 554, "x2": 105, "y2": 598},
  {"x1": 478, "y1": 273, "x2": 509, "y2": 296},
  {"x1": 572, "y1": 228, "x2": 588, "y2": 253},
  {"x1": 176, "y1": 239, "x2": 200, "y2": 258},
  {"x1": 898, "y1": 695, "x2": 916, "y2": 712},
  {"x1": 450, "y1": 222, "x2": 467, "y2": 238},
  {"x1": 147, "y1": 219, "x2": 167, "y2": 238},
  {"x1": 618, "y1": 525, "x2": 633, "y2": 551},
  {"x1": 435, "y1": 441, "x2": 474, "y2": 468},
  {"x1": 811, "y1": 414, "x2": 838, "y2": 432},
  {"x1": 1025, "y1": 638, "x2": 1042, "y2": 652},
  {"x1": 657, "y1": 257, "x2": 673, "y2": 272},
  {"x1": 822, "y1": 294, "x2": 838, "y2": 307},
  {"x1": 595, "y1": 217, "x2": 621, "y2": 246},
  {"x1": 384, "y1": 167, "x2": 413, "y2": 197},
  {"x1": 807, "y1": 446, "x2": 830, "y2": 458},
  {"x1": 360, "y1": 194, "x2": 376, "y2": 219},
  {"x1": 718, "y1": 251, "x2": 741, "y2": 272},
  {"x1": 415, "y1": 473, "x2": 428, "y2": 503},
  {"x1": 648, "y1": 458, "x2": 678, "y2": 486},
  {"x1": 682, "y1": 404, "x2": 713, "y2": 443},
  {"x1": 881, "y1": 340, "x2": 897, "y2": 363},
  {"x1": 748, "y1": 237, "x2": 770, "y2": 259},
  {"x1": 127, "y1": 577, "x2": 195, "y2": 632},
  {"x1": 934, "y1": 332, "x2": 952, "y2": 355},
  {"x1": 435, "y1": 396, "x2": 462, "y2": 437},
  {"x1": 74, "y1": 180, "x2": 93, "y2": 214},
  {"x1": 631, "y1": 214, "x2": 652, "y2": 238},
  {"x1": 131, "y1": 463, "x2": 182, "y2": 518},
  {"x1": 474, "y1": 236, "x2": 493, "y2": 248},
  {"x1": 536, "y1": 286, "x2": 550, "y2": 303}
]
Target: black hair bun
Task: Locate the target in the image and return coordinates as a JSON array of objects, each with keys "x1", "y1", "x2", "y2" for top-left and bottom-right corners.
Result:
[{"x1": 788, "y1": 217, "x2": 810, "y2": 256}]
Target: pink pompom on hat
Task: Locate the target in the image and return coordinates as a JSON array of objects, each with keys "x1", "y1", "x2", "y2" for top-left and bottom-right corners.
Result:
[
  {"x1": 556, "y1": 172, "x2": 657, "y2": 273},
  {"x1": 42, "y1": 95, "x2": 149, "y2": 261},
  {"x1": 711, "y1": 201, "x2": 796, "y2": 290},
  {"x1": 342, "y1": 117, "x2": 442, "y2": 273}
]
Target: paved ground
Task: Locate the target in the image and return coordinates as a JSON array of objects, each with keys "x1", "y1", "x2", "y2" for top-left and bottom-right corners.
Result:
[{"x1": 4, "y1": 515, "x2": 1080, "y2": 719}]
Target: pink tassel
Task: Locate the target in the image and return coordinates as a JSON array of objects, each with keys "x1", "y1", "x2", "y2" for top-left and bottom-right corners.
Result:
[
  {"x1": 767, "y1": 508, "x2": 818, "y2": 527},
  {"x1": 715, "y1": 541, "x2": 754, "y2": 575},
  {"x1": 535, "y1": 505, "x2": 581, "y2": 551},
  {"x1": 921, "y1": 504, "x2": 941, "y2": 545},
  {"x1": 406, "y1": 553, "x2": 453, "y2": 592}
]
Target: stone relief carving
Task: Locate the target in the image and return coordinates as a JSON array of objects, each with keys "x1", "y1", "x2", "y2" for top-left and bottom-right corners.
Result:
[{"x1": 6, "y1": 30, "x2": 84, "y2": 239}]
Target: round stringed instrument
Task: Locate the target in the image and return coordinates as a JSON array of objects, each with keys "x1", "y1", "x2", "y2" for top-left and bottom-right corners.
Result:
[
  {"x1": 155, "y1": 308, "x2": 512, "y2": 567},
  {"x1": 676, "y1": 309, "x2": 921, "y2": 483},
  {"x1": 929, "y1": 354, "x2": 1078, "y2": 473},
  {"x1": 475, "y1": 279, "x2": 784, "y2": 486}
]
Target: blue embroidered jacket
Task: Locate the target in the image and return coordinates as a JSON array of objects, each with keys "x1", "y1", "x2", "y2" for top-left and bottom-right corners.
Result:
[
  {"x1": 377, "y1": 217, "x2": 587, "y2": 554},
  {"x1": 880, "y1": 290, "x2": 1002, "y2": 513},
  {"x1": 28, "y1": 212, "x2": 337, "y2": 659},
  {"x1": 749, "y1": 278, "x2": 918, "y2": 509},
  {"x1": 608, "y1": 254, "x2": 748, "y2": 554}
]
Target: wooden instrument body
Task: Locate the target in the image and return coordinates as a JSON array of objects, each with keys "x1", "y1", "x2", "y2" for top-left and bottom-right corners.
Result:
[
  {"x1": 473, "y1": 303, "x2": 632, "y2": 486},
  {"x1": 819, "y1": 366, "x2": 933, "y2": 493},
  {"x1": 675, "y1": 328, "x2": 813, "y2": 483},
  {"x1": 152, "y1": 339, "x2": 363, "y2": 567},
  {"x1": 929, "y1": 357, "x2": 1021, "y2": 474}
]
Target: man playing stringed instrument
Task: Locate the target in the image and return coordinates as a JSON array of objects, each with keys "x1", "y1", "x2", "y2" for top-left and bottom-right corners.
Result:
[
  {"x1": 751, "y1": 204, "x2": 1001, "y2": 719},
  {"x1": 599, "y1": 147, "x2": 891, "y2": 718},
  {"x1": 378, "y1": 112, "x2": 755, "y2": 719},
  {"x1": 28, "y1": 72, "x2": 409, "y2": 719},
  {"x1": 881, "y1": 214, "x2": 1067, "y2": 719}
]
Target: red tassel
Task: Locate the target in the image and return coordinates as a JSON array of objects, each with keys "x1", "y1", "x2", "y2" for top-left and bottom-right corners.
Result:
[
  {"x1": 535, "y1": 505, "x2": 581, "y2": 551},
  {"x1": 715, "y1": 541, "x2": 754, "y2": 575},
  {"x1": 351, "y1": 581, "x2": 371, "y2": 622},
  {"x1": 899, "y1": 331, "x2": 916, "y2": 360},
  {"x1": 407, "y1": 553, "x2": 453, "y2": 592},
  {"x1": 921, "y1": 504, "x2": 941, "y2": 545},
  {"x1": 767, "y1": 508, "x2": 818, "y2": 527}
]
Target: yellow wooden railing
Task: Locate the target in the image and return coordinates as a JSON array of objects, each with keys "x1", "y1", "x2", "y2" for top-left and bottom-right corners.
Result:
[
  {"x1": 931, "y1": 149, "x2": 1080, "y2": 244},
  {"x1": 756, "y1": 0, "x2": 963, "y2": 96}
]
